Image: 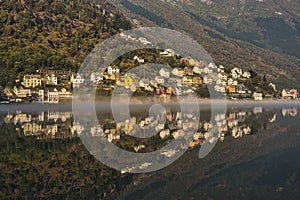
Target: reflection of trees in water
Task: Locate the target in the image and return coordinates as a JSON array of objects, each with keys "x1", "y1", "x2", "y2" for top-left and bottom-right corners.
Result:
[{"x1": 0, "y1": 106, "x2": 299, "y2": 198}]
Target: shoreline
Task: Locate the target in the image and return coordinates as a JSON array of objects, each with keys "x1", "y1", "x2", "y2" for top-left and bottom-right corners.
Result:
[
  {"x1": 1, "y1": 97, "x2": 300, "y2": 105},
  {"x1": 0, "y1": 98, "x2": 300, "y2": 112}
]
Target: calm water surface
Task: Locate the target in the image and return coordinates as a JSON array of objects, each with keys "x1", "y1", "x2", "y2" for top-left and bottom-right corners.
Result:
[{"x1": 0, "y1": 102, "x2": 299, "y2": 199}]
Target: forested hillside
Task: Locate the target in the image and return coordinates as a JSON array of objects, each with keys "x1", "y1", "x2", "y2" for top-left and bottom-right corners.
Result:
[{"x1": 0, "y1": 0, "x2": 131, "y2": 87}]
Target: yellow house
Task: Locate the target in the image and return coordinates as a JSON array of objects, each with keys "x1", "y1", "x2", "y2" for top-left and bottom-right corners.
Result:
[
  {"x1": 124, "y1": 76, "x2": 133, "y2": 87},
  {"x1": 188, "y1": 59, "x2": 197, "y2": 66},
  {"x1": 111, "y1": 74, "x2": 120, "y2": 81},
  {"x1": 182, "y1": 76, "x2": 193, "y2": 85},
  {"x1": 22, "y1": 74, "x2": 42, "y2": 88},
  {"x1": 193, "y1": 77, "x2": 203, "y2": 85},
  {"x1": 124, "y1": 121, "x2": 134, "y2": 134},
  {"x1": 166, "y1": 87, "x2": 173, "y2": 95},
  {"x1": 4, "y1": 88, "x2": 13, "y2": 98},
  {"x1": 116, "y1": 76, "x2": 133, "y2": 87},
  {"x1": 115, "y1": 80, "x2": 124, "y2": 86},
  {"x1": 22, "y1": 122, "x2": 43, "y2": 136},
  {"x1": 13, "y1": 86, "x2": 31, "y2": 98}
]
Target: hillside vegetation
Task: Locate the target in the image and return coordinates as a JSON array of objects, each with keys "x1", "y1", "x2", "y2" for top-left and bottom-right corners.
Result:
[{"x1": 0, "y1": 0, "x2": 131, "y2": 87}]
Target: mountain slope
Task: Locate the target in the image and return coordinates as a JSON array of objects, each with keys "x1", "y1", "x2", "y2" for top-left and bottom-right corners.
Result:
[{"x1": 111, "y1": 0, "x2": 300, "y2": 89}]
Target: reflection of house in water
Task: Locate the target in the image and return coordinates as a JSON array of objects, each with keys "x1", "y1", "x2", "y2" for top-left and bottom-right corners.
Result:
[
  {"x1": 172, "y1": 130, "x2": 184, "y2": 139},
  {"x1": 2, "y1": 105, "x2": 282, "y2": 148},
  {"x1": 39, "y1": 89, "x2": 59, "y2": 103},
  {"x1": 22, "y1": 122, "x2": 43, "y2": 136},
  {"x1": 115, "y1": 117, "x2": 135, "y2": 135},
  {"x1": 91, "y1": 126, "x2": 104, "y2": 137},
  {"x1": 134, "y1": 145, "x2": 145, "y2": 152},
  {"x1": 7, "y1": 111, "x2": 74, "y2": 139},
  {"x1": 138, "y1": 117, "x2": 151, "y2": 128},
  {"x1": 38, "y1": 112, "x2": 44, "y2": 122},
  {"x1": 108, "y1": 134, "x2": 120, "y2": 143},
  {"x1": 282, "y1": 108, "x2": 298, "y2": 117},
  {"x1": 237, "y1": 111, "x2": 246, "y2": 121},
  {"x1": 45, "y1": 125, "x2": 58, "y2": 136},
  {"x1": 253, "y1": 107, "x2": 263, "y2": 114},
  {"x1": 269, "y1": 114, "x2": 277, "y2": 123},
  {"x1": 227, "y1": 112, "x2": 236, "y2": 120},
  {"x1": 182, "y1": 121, "x2": 195, "y2": 131},
  {"x1": 4, "y1": 113, "x2": 13, "y2": 123},
  {"x1": 47, "y1": 111, "x2": 72, "y2": 122},
  {"x1": 160, "y1": 129, "x2": 170, "y2": 139},
  {"x1": 71, "y1": 122, "x2": 85, "y2": 135},
  {"x1": 232, "y1": 126, "x2": 251, "y2": 139},
  {"x1": 203, "y1": 121, "x2": 212, "y2": 131},
  {"x1": 155, "y1": 123, "x2": 165, "y2": 132},
  {"x1": 14, "y1": 113, "x2": 32, "y2": 125}
]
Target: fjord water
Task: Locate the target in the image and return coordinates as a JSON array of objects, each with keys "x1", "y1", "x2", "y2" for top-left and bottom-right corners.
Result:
[{"x1": 0, "y1": 102, "x2": 300, "y2": 199}]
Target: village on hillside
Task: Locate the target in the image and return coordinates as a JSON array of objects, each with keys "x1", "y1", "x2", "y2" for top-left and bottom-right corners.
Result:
[{"x1": 0, "y1": 48, "x2": 299, "y2": 104}]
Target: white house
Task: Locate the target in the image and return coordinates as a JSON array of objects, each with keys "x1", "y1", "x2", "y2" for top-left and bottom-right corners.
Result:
[
  {"x1": 193, "y1": 66, "x2": 202, "y2": 74},
  {"x1": 47, "y1": 89, "x2": 59, "y2": 104},
  {"x1": 159, "y1": 68, "x2": 170, "y2": 78},
  {"x1": 253, "y1": 92, "x2": 263, "y2": 101},
  {"x1": 90, "y1": 73, "x2": 96, "y2": 83},
  {"x1": 172, "y1": 67, "x2": 185, "y2": 77},
  {"x1": 242, "y1": 71, "x2": 251, "y2": 79},
  {"x1": 203, "y1": 76, "x2": 213, "y2": 84},
  {"x1": 155, "y1": 76, "x2": 165, "y2": 84},
  {"x1": 214, "y1": 85, "x2": 226, "y2": 93},
  {"x1": 218, "y1": 65, "x2": 225, "y2": 73},
  {"x1": 138, "y1": 37, "x2": 152, "y2": 45},
  {"x1": 231, "y1": 71, "x2": 238, "y2": 79},
  {"x1": 44, "y1": 74, "x2": 58, "y2": 85},
  {"x1": 220, "y1": 73, "x2": 228, "y2": 81},
  {"x1": 133, "y1": 55, "x2": 145, "y2": 63},
  {"x1": 216, "y1": 79, "x2": 224, "y2": 85},
  {"x1": 176, "y1": 79, "x2": 182, "y2": 87},
  {"x1": 58, "y1": 88, "x2": 72, "y2": 98},
  {"x1": 173, "y1": 87, "x2": 182, "y2": 96},
  {"x1": 38, "y1": 90, "x2": 44, "y2": 102},
  {"x1": 160, "y1": 49, "x2": 176, "y2": 57},
  {"x1": 107, "y1": 66, "x2": 120, "y2": 75},
  {"x1": 91, "y1": 73, "x2": 103, "y2": 82},
  {"x1": 139, "y1": 79, "x2": 150, "y2": 87},
  {"x1": 208, "y1": 62, "x2": 217, "y2": 68},
  {"x1": 269, "y1": 83, "x2": 277, "y2": 92},
  {"x1": 204, "y1": 67, "x2": 213, "y2": 74},
  {"x1": 231, "y1": 67, "x2": 243, "y2": 78},
  {"x1": 227, "y1": 78, "x2": 238, "y2": 86},
  {"x1": 144, "y1": 85, "x2": 153, "y2": 92},
  {"x1": 71, "y1": 74, "x2": 85, "y2": 87},
  {"x1": 281, "y1": 89, "x2": 295, "y2": 99}
]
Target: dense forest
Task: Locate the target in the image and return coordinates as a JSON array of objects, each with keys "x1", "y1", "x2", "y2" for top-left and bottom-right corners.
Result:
[{"x1": 0, "y1": 0, "x2": 132, "y2": 87}]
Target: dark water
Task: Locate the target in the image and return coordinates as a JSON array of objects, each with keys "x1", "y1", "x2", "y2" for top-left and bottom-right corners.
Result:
[{"x1": 0, "y1": 102, "x2": 300, "y2": 199}]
